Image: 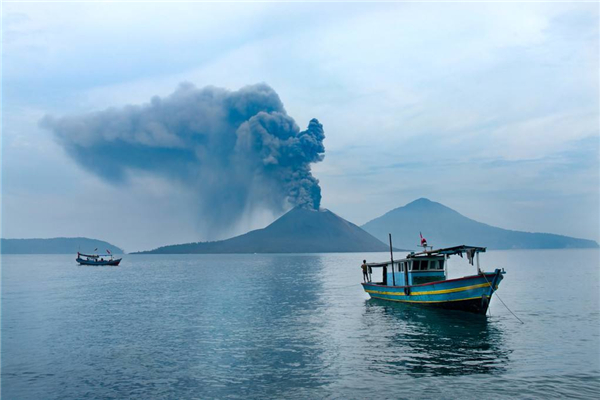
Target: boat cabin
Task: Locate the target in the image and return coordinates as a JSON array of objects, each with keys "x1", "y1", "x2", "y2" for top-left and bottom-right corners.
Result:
[
  {"x1": 369, "y1": 256, "x2": 445, "y2": 286},
  {"x1": 366, "y1": 245, "x2": 486, "y2": 287},
  {"x1": 389, "y1": 256, "x2": 446, "y2": 286}
]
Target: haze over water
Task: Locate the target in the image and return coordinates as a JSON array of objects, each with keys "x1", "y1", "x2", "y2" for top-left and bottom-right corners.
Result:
[{"x1": 2, "y1": 249, "x2": 599, "y2": 399}]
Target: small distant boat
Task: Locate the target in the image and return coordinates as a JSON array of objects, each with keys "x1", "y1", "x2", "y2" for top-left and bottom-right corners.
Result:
[
  {"x1": 76, "y1": 251, "x2": 122, "y2": 266},
  {"x1": 362, "y1": 235, "x2": 505, "y2": 315}
]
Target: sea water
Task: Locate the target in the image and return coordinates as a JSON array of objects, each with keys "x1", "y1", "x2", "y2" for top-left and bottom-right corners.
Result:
[{"x1": 2, "y1": 250, "x2": 599, "y2": 399}]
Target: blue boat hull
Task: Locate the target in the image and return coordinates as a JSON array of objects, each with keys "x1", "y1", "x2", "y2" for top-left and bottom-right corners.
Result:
[{"x1": 362, "y1": 269, "x2": 504, "y2": 314}]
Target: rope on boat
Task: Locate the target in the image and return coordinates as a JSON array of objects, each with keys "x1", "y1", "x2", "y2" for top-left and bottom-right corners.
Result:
[
  {"x1": 331, "y1": 283, "x2": 365, "y2": 290},
  {"x1": 483, "y1": 272, "x2": 524, "y2": 324}
]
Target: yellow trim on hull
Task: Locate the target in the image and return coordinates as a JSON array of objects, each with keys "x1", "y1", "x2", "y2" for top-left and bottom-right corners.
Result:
[
  {"x1": 369, "y1": 295, "x2": 490, "y2": 304},
  {"x1": 365, "y1": 282, "x2": 492, "y2": 297}
]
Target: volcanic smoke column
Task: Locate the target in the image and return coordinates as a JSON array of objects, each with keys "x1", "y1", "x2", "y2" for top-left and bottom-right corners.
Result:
[{"x1": 41, "y1": 83, "x2": 325, "y2": 234}]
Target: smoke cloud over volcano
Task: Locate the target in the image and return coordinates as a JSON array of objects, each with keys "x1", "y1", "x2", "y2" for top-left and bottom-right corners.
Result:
[{"x1": 41, "y1": 83, "x2": 325, "y2": 234}]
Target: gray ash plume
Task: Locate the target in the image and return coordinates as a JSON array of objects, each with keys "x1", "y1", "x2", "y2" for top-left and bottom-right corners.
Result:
[{"x1": 40, "y1": 83, "x2": 325, "y2": 235}]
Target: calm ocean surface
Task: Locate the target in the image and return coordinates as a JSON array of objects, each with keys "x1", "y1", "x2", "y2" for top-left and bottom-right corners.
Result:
[{"x1": 2, "y1": 250, "x2": 599, "y2": 399}]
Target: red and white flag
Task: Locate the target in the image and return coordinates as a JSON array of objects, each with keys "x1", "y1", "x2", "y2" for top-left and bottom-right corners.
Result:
[{"x1": 420, "y1": 232, "x2": 427, "y2": 246}]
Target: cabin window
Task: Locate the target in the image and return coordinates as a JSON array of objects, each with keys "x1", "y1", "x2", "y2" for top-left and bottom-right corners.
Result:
[
  {"x1": 413, "y1": 260, "x2": 423, "y2": 270},
  {"x1": 438, "y1": 259, "x2": 445, "y2": 270},
  {"x1": 428, "y1": 260, "x2": 438, "y2": 270}
]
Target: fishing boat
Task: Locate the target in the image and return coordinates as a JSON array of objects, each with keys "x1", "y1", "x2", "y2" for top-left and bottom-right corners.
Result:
[
  {"x1": 362, "y1": 235, "x2": 505, "y2": 314},
  {"x1": 76, "y1": 251, "x2": 122, "y2": 266}
]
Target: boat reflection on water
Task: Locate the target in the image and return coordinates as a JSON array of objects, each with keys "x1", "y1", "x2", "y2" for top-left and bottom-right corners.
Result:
[{"x1": 363, "y1": 298, "x2": 510, "y2": 377}]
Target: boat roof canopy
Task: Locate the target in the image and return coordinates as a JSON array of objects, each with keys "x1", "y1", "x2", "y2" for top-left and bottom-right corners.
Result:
[
  {"x1": 408, "y1": 245, "x2": 486, "y2": 258},
  {"x1": 365, "y1": 245, "x2": 486, "y2": 267}
]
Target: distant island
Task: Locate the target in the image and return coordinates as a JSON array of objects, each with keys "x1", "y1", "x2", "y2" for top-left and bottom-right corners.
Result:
[
  {"x1": 1, "y1": 238, "x2": 124, "y2": 254},
  {"x1": 136, "y1": 207, "x2": 399, "y2": 254},
  {"x1": 362, "y1": 198, "x2": 599, "y2": 250},
  {"x1": 5, "y1": 199, "x2": 597, "y2": 255}
]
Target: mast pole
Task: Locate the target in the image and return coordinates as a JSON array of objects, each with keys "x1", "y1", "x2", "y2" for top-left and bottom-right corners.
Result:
[{"x1": 388, "y1": 233, "x2": 396, "y2": 286}]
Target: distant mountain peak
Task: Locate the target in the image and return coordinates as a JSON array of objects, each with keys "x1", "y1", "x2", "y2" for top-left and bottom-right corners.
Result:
[
  {"x1": 138, "y1": 205, "x2": 394, "y2": 254},
  {"x1": 408, "y1": 197, "x2": 433, "y2": 204},
  {"x1": 289, "y1": 205, "x2": 328, "y2": 213},
  {"x1": 404, "y1": 198, "x2": 445, "y2": 208},
  {"x1": 362, "y1": 199, "x2": 599, "y2": 250},
  {"x1": 388, "y1": 198, "x2": 457, "y2": 217},
  {"x1": 274, "y1": 206, "x2": 332, "y2": 222}
]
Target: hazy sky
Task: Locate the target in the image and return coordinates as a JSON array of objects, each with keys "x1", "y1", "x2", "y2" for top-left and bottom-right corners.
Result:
[{"x1": 2, "y1": 1, "x2": 598, "y2": 252}]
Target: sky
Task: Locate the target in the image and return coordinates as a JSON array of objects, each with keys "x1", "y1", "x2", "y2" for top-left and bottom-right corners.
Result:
[{"x1": 2, "y1": 1, "x2": 599, "y2": 252}]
